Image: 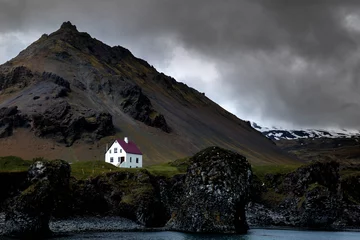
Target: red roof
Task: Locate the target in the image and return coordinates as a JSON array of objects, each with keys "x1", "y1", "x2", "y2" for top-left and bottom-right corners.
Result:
[{"x1": 116, "y1": 139, "x2": 142, "y2": 155}]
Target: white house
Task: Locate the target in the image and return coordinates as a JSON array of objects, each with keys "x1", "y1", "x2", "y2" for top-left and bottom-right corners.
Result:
[{"x1": 105, "y1": 137, "x2": 143, "y2": 168}]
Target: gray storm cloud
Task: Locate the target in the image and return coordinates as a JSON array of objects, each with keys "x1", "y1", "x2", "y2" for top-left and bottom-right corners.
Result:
[{"x1": 0, "y1": 0, "x2": 360, "y2": 129}]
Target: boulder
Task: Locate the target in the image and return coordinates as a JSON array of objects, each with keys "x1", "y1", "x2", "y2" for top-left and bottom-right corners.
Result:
[
  {"x1": 166, "y1": 146, "x2": 252, "y2": 233},
  {"x1": 4, "y1": 160, "x2": 70, "y2": 238}
]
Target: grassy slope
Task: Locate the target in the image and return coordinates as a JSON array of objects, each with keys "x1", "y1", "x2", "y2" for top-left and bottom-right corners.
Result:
[
  {"x1": 0, "y1": 155, "x2": 191, "y2": 179},
  {"x1": 0, "y1": 155, "x2": 301, "y2": 179},
  {"x1": 0, "y1": 155, "x2": 190, "y2": 180}
]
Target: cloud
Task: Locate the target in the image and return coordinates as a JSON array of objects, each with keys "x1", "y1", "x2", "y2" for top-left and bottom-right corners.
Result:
[{"x1": 1, "y1": 0, "x2": 360, "y2": 129}]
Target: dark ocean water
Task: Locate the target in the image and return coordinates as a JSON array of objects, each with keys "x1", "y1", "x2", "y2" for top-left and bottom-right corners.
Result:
[{"x1": 52, "y1": 229, "x2": 360, "y2": 240}]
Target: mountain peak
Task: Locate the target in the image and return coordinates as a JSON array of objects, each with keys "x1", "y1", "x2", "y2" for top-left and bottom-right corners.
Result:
[{"x1": 59, "y1": 21, "x2": 78, "y2": 32}]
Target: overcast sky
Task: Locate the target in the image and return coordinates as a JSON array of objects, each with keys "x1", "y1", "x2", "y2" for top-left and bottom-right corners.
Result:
[{"x1": 1, "y1": 0, "x2": 360, "y2": 130}]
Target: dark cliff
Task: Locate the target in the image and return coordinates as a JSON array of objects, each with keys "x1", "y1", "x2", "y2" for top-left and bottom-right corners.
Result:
[{"x1": 247, "y1": 160, "x2": 360, "y2": 230}]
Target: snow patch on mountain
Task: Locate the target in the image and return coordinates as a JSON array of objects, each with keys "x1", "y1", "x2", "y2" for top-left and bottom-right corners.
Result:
[{"x1": 251, "y1": 122, "x2": 360, "y2": 140}]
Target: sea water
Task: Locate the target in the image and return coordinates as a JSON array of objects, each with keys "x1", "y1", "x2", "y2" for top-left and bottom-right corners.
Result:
[{"x1": 52, "y1": 229, "x2": 360, "y2": 240}]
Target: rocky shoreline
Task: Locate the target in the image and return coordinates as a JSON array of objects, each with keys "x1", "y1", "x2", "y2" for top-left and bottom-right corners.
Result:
[
  {"x1": 246, "y1": 161, "x2": 360, "y2": 230},
  {"x1": 0, "y1": 147, "x2": 253, "y2": 237},
  {"x1": 2, "y1": 213, "x2": 360, "y2": 236},
  {"x1": 1, "y1": 147, "x2": 360, "y2": 237}
]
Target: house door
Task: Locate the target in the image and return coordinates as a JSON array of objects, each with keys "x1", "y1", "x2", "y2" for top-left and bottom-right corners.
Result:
[{"x1": 120, "y1": 157, "x2": 125, "y2": 164}]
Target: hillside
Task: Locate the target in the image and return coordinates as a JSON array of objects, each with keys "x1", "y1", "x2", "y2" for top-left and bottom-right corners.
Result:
[{"x1": 0, "y1": 22, "x2": 297, "y2": 165}]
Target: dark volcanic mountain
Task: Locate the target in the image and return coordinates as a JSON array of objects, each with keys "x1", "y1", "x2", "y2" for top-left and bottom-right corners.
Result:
[{"x1": 0, "y1": 22, "x2": 296, "y2": 165}]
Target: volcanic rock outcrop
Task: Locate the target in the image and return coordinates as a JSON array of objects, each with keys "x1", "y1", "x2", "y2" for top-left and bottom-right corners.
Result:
[
  {"x1": 246, "y1": 160, "x2": 360, "y2": 229},
  {"x1": 166, "y1": 146, "x2": 252, "y2": 233},
  {"x1": 4, "y1": 159, "x2": 70, "y2": 238}
]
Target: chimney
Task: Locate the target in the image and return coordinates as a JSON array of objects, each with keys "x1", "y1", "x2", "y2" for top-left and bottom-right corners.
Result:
[{"x1": 124, "y1": 137, "x2": 128, "y2": 143}]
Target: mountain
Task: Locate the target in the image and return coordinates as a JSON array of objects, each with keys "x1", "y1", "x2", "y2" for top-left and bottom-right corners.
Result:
[
  {"x1": 0, "y1": 22, "x2": 297, "y2": 165},
  {"x1": 251, "y1": 122, "x2": 360, "y2": 140},
  {"x1": 251, "y1": 122, "x2": 360, "y2": 163}
]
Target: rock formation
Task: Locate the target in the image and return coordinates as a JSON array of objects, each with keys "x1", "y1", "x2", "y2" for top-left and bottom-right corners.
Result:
[
  {"x1": 51, "y1": 147, "x2": 253, "y2": 233},
  {"x1": 31, "y1": 101, "x2": 114, "y2": 145},
  {"x1": 119, "y1": 84, "x2": 170, "y2": 133},
  {"x1": 4, "y1": 159, "x2": 70, "y2": 238},
  {"x1": 52, "y1": 169, "x2": 168, "y2": 227},
  {"x1": 246, "y1": 160, "x2": 358, "y2": 229},
  {"x1": 166, "y1": 146, "x2": 252, "y2": 233}
]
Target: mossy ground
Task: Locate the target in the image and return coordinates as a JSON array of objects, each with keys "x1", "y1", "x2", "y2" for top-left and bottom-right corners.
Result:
[
  {"x1": 144, "y1": 157, "x2": 191, "y2": 178},
  {"x1": 0, "y1": 155, "x2": 191, "y2": 180},
  {"x1": 252, "y1": 164, "x2": 302, "y2": 182},
  {"x1": 0, "y1": 156, "x2": 32, "y2": 172},
  {"x1": 69, "y1": 161, "x2": 123, "y2": 180}
]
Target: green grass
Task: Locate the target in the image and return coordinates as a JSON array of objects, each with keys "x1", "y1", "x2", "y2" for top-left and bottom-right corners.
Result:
[
  {"x1": 70, "y1": 161, "x2": 125, "y2": 180},
  {"x1": 145, "y1": 157, "x2": 191, "y2": 178},
  {"x1": 145, "y1": 162, "x2": 183, "y2": 178},
  {"x1": 0, "y1": 156, "x2": 32, "y2": 172},
  {"x1": 0, "y1": 154, "x2": 189, "y2": 180},
  {"x1": 252, "y1": 164, "x2": 303, "y2": 181},
  {"x1": 252, "y1": 164, "x2": 302, "y2": 206}
]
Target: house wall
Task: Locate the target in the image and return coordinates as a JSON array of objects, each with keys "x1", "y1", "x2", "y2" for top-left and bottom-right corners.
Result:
[
  {"x1": 105, "y1": 141, "x2": 126, "y2": 167},
  {"x1": 125, "y1": 153, "x2": 143, "y2": 168},
  {"x1": 105, "y1": 141, "x2": 143, "y2": 168}
]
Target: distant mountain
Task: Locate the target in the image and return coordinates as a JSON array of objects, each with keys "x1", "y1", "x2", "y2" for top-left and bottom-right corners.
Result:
[
  {"x1": 251, "y1": 122, "x2": 360, "y2": 140},
  {"x1": 0, "y1": 22, "x2": 297, "y2": 165},
  {"x1": 251, "y1": 122, "x2": 360, "y2": 163}
]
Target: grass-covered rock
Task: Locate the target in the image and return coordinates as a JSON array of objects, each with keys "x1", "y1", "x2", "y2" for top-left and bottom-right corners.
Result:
[
  {"x1": 247, "y1": 160, "x2": 349, "y2": 229},
  {"x1": 53, "y1": 168, "x2": 168, "y2": 227}
]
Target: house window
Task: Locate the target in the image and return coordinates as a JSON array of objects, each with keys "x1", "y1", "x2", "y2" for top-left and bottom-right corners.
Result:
[
  {"x1": 114, "y1": 148, "x2": 117, "y2": 153},
  {"x1": 118, "y1": 157, "x2": 121, "y2": 162},
  {"x1": 109, "y1": 150, "x2": 111, "y2": 153},
  {"x1": 110, "y1": 157, "x2": 113, "y2": 163},
  {"x1": 136, "y1": 158, "x2": 139, "y2": 163},
  {"x1": 120, "y1": 149, "x2": 122, "y2": 153},
  {"x1": 130, "y1": 157, "x2": 132, "y2": 163}
]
